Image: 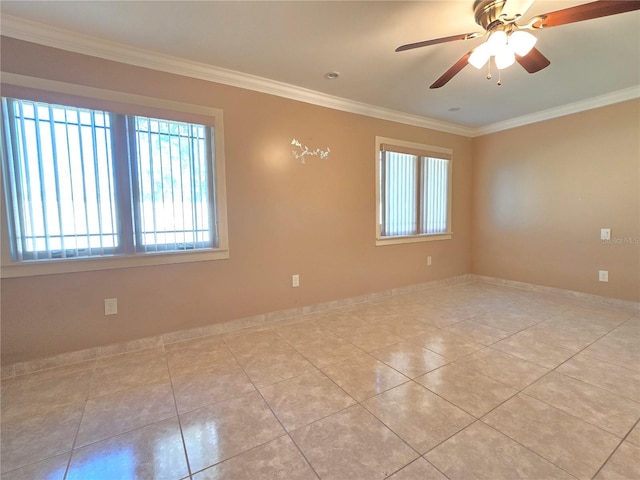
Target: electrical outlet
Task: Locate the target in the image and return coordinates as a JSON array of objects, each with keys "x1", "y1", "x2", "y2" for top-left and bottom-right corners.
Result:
[
  {"x1": 292, "y1": 274, "x2": 300, "y2": 288},
  {"x1": 598, "y1": 270, "x2": 609, "y2": 282},
  {"x1": 427, "y1": 256, "x2": 432, "y2": 266},
  {"x1": 104, "y1": 298, "x2": 118, "y2": 315},
  {"x1": 600, "y1": 228, "x2": 611, "y2": 241}
]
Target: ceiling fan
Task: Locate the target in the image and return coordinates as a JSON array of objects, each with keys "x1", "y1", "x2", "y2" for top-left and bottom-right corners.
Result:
[{"x1": 396, "y1": 0, "x2": 640, "y2": 88}]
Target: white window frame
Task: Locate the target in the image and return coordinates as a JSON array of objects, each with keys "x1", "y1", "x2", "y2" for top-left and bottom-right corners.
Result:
[
  {"x1": 375, "y1": 136, "x2": 453, "y2": 246},
  {"x1": 0, "y1": 73, "x2": 229, "y2": 277}
]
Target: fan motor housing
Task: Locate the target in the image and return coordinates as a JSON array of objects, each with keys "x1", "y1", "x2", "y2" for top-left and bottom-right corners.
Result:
[{"x1": 473, "y1": 0, "x2": 507, "y2": 30}]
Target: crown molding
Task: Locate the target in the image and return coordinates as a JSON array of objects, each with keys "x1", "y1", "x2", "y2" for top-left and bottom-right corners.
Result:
[
  {"x1": 471, "y1": 86, "x2": 640, "y2": 137},
  {"x1": 3, "y1": 14, "x2": 638, "y2": 139},
  {"x1": 0, "y1": 14, "x2": 474, "y2": 137}
]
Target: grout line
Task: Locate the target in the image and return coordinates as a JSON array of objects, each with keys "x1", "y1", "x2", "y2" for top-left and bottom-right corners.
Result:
[
  {"x1": 222, "y1": 339, "x2": 323, "y2": 479},
  {"x1": 391, "y1": 294, "x2": 637, "y2": 479},
  {"x1": 472, "y1": 420, "x2": 580, "y2": 480},
  {"x1": 163, "y1": 345, "x2": 194, "y2": 479},
  {"x1": 60, "y1": 359, "x2": 98, "y2": 480},
  {"x1": 414, "y1": 316, "x2": 586, "y2": 475},
  {"x1": 223, "y1": 323, "x2": 428, "y2": 475},
  {"x1": 467, "y1": 317, "x2": 637, "y2": 478},
  {"x1": 423, "y1": 456, "x2": 452, "y2": 479},
  {"x1": 591, "y1": 417, "x2": 640, "y2": 480},
  {"x1": 3, "y1": 280, "x2": 636, "y2": 479}
]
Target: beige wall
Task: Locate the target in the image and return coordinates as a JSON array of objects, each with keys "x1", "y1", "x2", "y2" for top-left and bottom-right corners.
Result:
[
  {"x1": 2, "y1": 37, "x2": 638, "y2": 365},
  {"x1": 0, "y1": 38, "x2": 473, "y2": 364},
  {"x1": 472, "y1": 100, "x2": 640, "y2": 302}
]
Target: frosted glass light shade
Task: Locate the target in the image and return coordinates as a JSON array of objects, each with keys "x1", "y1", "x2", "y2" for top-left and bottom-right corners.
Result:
[
  {"x1": 509, "y1": 30, "x2": 537, "y2": 57},
  {"x1": 487, "y1": 30, "x2": 508, "y2": 53},
  {"x1": 468, "y1": 42, "x2": 492, "y2": 69},
  {"x1": 495, "y1": 46, "x2": 515, "y2": 69}
]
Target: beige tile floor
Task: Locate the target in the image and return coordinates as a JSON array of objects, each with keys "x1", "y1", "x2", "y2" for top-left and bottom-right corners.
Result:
[{"x1": 1, "y1": 281, "x2": 639, "y2": 479}]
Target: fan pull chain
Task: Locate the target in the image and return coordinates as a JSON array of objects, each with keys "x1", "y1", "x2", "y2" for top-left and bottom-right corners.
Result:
[{"x1": 485, "y1": 58, "x2": 504, "y2": 86}]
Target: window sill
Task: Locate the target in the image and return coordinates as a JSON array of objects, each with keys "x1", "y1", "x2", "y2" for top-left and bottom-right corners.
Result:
[
  {"x1": 376, "y1": 233, "x2": 453, "y2": 246},
  {"x1": 0, "y1": 248, "x2": 230, "y2": 278}
]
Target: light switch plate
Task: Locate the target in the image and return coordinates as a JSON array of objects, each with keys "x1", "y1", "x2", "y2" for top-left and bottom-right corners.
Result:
[{"x1": 600, "y1": 228, "x2": 611, "y2": 241}]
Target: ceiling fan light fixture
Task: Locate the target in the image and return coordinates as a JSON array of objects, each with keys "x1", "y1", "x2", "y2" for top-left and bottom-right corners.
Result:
[
  {"x1": 486, "y1": 30, "x2": 508, "y2": 53},
  {"x1": 397, "y1": 0, "x2": 640, "y2": 88},
  {"x1": 508, "y1": 30, "x2": 537, "y2": 56},
  {"x1": 468, "y1": 42, "x2": 492, "y2": 69},
  {"x1": 495, "y1": 46, "x2": 515, "y2": 69}
]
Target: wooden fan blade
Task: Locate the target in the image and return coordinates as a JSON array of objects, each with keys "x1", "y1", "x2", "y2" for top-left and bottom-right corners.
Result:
[
  {"x1": 430, "y1": 52, "x2": 472, "y2": 89},
  {"x1": 516, "y1": 47, "x2": 551, "y2": 73},
  {"x1": 396, "y1": 32, "x2": 481, "y2": 52},
  {"x1": 532, "y1": 0, "x2": 640, "y2": 29}
]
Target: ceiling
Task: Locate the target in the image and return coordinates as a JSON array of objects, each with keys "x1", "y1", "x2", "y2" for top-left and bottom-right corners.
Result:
[{"x1": 1, "y1": 1, "x2": 639, "y2": 133}]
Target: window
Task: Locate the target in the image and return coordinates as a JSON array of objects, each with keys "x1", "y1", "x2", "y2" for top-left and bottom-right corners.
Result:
[
  {"x1": 0, "y1": 76, "x2": 228, "y2": 277},
  {"x1": 375, "y1": 137, "x2": 452, "y2": 245}
]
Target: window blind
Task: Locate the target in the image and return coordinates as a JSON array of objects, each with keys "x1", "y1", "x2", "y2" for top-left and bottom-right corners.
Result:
[
  {"x1": 424, "y1": 157, "x2": 449, "y2": 234},
  {"x1": 380, "y1": 146, "x2": 450, "y2": 238}
]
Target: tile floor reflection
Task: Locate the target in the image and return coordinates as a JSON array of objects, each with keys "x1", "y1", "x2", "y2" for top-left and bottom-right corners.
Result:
[{"x1": 1, "y1": 281, "x2": 639, "y2": 479}]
